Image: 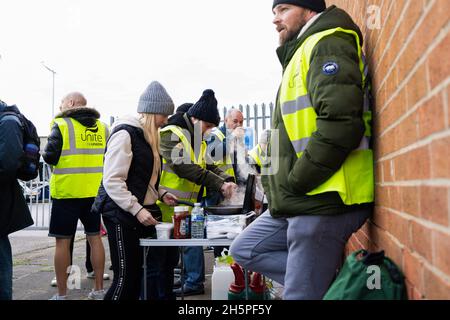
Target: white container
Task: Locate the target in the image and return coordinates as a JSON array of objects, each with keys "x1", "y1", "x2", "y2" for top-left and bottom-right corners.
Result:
[
  {"x1": 155, "y1": 223, "x2": 173, "y2": 239},
  {"x1": 211, "y1": 265, "x2": 235, "y2": 300}
]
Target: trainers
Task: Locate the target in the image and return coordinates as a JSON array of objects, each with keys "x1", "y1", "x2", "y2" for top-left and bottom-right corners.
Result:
[
  {"x1": 50, "y1": 277, "x2": 57, "y2": 287},
  {"x1": 173, "y1": 285, "x2": 205, "y2": 297},
  {"x1": 87, "y1": 272, "x2": 110, "y2": 280},
  {"x1": 49, "y1": 294, "x2": 67, "y2": 300},
  {"x1": 173, "y1": 276, "x2": 181, "y2": 289},
  {"x1": 88, "y1": 289, "x2": 106, "y2": 300}
]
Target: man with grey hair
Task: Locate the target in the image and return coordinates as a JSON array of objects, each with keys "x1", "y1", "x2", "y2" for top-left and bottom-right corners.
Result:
[{"x1": 43, "y1": 92, "x2": 108, "y2": 300}]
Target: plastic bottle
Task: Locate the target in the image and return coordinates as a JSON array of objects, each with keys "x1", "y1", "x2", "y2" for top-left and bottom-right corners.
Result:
[
  {"x1": 190, "y1": 203, "x2": 205, "y2": 239},
  {"x1": 244, "y1": 127, "x2": 254, "y2": 150},
  {"x1": 173, "y1": 206, "x2": 190, "y2": 239}
]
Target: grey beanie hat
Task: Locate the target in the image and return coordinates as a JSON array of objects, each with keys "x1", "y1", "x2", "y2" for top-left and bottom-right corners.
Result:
[{"x1": 137, "y1": 81, "x2": 175, "y2": 115}]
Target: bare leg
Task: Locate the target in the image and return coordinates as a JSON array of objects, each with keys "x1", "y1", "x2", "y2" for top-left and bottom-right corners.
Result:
[
  {"x1": 87, "y1": 235, "x2": 105, "y2": 291},
  {"x1": 54, "y1": 238, "x2": 72, "y2": 296}
]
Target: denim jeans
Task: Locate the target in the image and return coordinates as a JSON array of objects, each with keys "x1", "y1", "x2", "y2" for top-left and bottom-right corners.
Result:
[
  {"x1": 0, "y1": 236, "x2": 13, "y2": 300},
  {"x1": 182, "y1": 246, "x2": 205, "y2": 290}
]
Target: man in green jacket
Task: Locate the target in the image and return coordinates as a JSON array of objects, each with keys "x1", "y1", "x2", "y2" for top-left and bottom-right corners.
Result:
[{"x1": 230, "y1": 0, "x2": 374, "y2": 299}]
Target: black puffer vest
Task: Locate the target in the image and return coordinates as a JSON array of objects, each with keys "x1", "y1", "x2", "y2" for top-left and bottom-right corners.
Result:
[{"x1": 92, "y1": 124, "x2": 161, "y2": 229}]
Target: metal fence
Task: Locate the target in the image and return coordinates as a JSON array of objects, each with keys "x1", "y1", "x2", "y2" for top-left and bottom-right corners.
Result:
[
  {"x1": 20, "y1": 161, "x2": 52, "y2": 230},
  {"x1": 221, "y1": 103, "x2": 274, "y2": 146}
]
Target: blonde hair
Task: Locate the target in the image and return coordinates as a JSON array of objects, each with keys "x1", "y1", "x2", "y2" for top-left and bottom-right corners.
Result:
[{"x1": 139, "y1": 113, "x2": 161, "y2": 175}]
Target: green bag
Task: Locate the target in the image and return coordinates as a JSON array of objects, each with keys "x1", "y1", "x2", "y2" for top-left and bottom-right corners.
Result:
[{"x1": 323, "y1": 250, "x2": 408, "y2": 300}]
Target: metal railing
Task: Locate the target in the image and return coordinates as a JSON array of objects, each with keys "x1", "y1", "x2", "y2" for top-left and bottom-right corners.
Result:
[
  {"x1": 221, "y1": 103, "x2": 274, "y2": 144},
  {"x1": 20, "y1": 162, "x2": 52, "y2": 230}
]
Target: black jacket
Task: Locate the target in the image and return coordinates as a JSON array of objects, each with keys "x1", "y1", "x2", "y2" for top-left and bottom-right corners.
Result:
[
  {"x1": 43, "y1": 107, "x2": 101, "y2": 165},
  {"x1": 92, "y1": 124, "x2": 161, "y2": 230},
  {"x1": 0, "y1": 103, "x2": 34, "y2": 236}
]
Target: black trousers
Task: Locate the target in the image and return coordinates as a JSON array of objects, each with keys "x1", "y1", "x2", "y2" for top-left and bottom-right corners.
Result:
[{"x1": 103, "y1": 218, "x2": 147, "y2": 300}]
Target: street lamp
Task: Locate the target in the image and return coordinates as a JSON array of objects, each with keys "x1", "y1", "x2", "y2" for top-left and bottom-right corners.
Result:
[{"x1": 41, "y1": 61, "x2": 56, "y2": 119}]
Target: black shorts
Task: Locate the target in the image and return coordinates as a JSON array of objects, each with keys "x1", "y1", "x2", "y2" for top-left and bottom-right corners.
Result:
[{"x1": 49, "y1": 198, "x2": 100, "y2": 238}]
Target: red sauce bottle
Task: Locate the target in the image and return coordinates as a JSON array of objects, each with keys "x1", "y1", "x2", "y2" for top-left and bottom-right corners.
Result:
[{"x1": 173, "y1": 206, "x2": 190, "y2": 239}]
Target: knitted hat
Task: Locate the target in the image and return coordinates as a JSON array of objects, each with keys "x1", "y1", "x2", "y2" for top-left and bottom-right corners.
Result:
[
  {"x1": 176, "y1": 103, "x2": 193, "y2": 114},
  {"x1": 137, "y1": 81, "x2": 175, "y2": 115},
  {"x1": 272, "y1": 0, "x2": 326, "y2": 12},
  {"x1": 187, "y1": 89, "x2": 220, "y2": 126}
]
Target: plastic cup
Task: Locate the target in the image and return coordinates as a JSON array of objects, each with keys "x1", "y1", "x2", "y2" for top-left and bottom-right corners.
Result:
[{"x1": 155, "y1": 223, "x2": 174, "y2": 239}]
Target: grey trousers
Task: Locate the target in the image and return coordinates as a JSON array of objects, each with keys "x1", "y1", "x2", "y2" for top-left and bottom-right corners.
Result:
[{"x1": 229, "y1": 208, "x2": 371, "y2": 300}]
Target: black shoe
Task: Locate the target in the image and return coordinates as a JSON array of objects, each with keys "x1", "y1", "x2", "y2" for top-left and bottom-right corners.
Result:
[
  {"x1": 173, "y1": 285, "x2": 205, "y2": 297},
  {"x1": 173, "y1": 277, "x2": 182, "y2": 289}
]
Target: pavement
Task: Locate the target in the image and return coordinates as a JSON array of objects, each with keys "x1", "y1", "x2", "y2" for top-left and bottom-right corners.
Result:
[{"x1": 9, "y1": 230, "x2": 216, "y2": 300}]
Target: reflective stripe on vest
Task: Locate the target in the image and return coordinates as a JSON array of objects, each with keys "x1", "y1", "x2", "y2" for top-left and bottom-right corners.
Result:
[
  {"x1": 157, "y1": 125, "x2": 207, "y2": 222},
  {"x1": 248, "y1": 144, "x2": 263, "y2": 167},
  {"x1": 279, "y1": 27, "x2": 374, "y2": 205},
  {"x1": 50, "y1": 118, "x2": 107, "y2": 199},
  {"x1": 209, "y1": 128, "x2": 236, "y2": 179}
]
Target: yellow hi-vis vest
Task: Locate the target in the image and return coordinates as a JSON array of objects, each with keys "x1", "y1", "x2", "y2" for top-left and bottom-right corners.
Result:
[
  {"x1": 248, "y1": 144, "x2": 265, "y2": 168},
  {"x1": 50, "y1": 118, "x2": 108, "y2": 199},
  {"x1": 279, "y1": 27, "x2": 374, "y2": 205},
  {"x1": 157, "y1": 125, "x2": 207, "y2": 222},
  {"x1": 208, "y1": 128, "x2": 236, "y2": 179}
]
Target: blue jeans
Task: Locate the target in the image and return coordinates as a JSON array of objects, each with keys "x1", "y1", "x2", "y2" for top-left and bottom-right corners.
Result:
[
  {"x1": 182, "y1": 246, "x2": 205, "y2": 290},
  {"x1": 0, "y1": 236, "x2": 13, "y2": 300},
  {"x1": 230, "y1": 208, "x2": 371, "y2": 300}
]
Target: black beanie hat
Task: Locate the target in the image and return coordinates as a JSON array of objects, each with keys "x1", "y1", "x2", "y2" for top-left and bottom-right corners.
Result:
[
  {"x1": 187, "y1": 89, "x2": 220, "y2": 126},
  {"x1": 176, "y1": 103, "x2": 193, "y2": 114},
  {"x1": 272, "y1": 0, "x2": 326, "y2": 12}
]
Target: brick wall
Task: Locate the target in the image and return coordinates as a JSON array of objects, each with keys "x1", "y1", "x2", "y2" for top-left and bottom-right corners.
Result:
[{"x1": 326, "y1": 0, "x2": 450, "y2": 299}]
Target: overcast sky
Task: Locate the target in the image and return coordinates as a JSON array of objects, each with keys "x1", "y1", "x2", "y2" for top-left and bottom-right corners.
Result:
[{"x1": 0, "y1": 0, "x2": 281, "y2": 135}]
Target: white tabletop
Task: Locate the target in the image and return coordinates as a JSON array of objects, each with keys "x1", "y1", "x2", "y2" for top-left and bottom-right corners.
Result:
[{"x1": 139, "y1": 238, "x2": 234, "y2": 247}]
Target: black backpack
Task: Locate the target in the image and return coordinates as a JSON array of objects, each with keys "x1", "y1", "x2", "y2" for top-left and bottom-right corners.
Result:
[{"x1": 0, "y1": 104, "x2": 41, "y2": 181}]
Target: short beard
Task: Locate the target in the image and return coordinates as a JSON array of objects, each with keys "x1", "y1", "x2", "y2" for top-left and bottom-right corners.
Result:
[{"x1": 278, "y1": 14, "x2": 309, "y2": 46}]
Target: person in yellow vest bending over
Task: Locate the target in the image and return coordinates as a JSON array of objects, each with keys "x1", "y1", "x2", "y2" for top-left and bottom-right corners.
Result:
[
  {"x1": 231, "y1": 1, "x2": 374, "y2": 300},
  {"x1": 159, "y1": 89, "x2": 237, "y2": 296},
  {"x1": 43, "y1": 92, "x2": 108, "y2": 300}
]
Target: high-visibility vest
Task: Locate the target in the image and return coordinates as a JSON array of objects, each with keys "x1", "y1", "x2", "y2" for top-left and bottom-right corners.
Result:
[
  {"x1": 157, "y1": 125, "x2": 207, "y2": 222},
  {"x1": 208, "y1": 128, "x2": 236, "y2": 179},
  {"x1": 248, "y1": 144, "x2": 264, "y2": 168},
  {"x1": 49, "y1": 118, "x2": 108, "y2": 199},
  {"x1": 279, "y1": 27, "x2": 374, "y2": 205}
]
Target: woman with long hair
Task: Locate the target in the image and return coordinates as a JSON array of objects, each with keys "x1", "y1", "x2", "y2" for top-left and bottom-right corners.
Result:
[{"x1": 92, "y1": 81, "x2": 178, "y2": 300}]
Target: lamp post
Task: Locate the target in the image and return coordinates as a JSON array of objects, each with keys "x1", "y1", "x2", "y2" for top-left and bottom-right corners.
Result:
[{"x1": 41, "y1": 62, "x2": 56, "y2": 119}]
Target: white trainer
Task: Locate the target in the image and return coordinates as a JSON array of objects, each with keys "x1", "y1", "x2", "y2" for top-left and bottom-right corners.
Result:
[
  {"x1": 49, "y1": 294, "x2": 67, "y2": 300},
  {"x1": 50, "y1": 277, "x2": 57, "y2": 287},
  {"x1": 88, "y1": 289, "x2": 106, "y2": 300},
  {"x1": 87, "y1": 272, "x2": 110, "y2": 280}
]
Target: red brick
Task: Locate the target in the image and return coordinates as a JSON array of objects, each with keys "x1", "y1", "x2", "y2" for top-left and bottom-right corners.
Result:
[
  {"x1": 388, "y1": 210, "x2": 410, "y2": 245},
  {"x1": 378, "y1": 88, "x2": 407, "y2": 135},
  {"x1": 409, "y1": 220, "x2": 433, "y2": 261},
  {"x1": 389, "y1": 186, "x2": 403, "y2": 212},
  {"x1": 396, "y1": 112, "x2": 419, "y2": 150},
  {"x1": 426, "y1": 21, "x2": 450, "y2": 91},
  {"x1": 403, "y1": 249, "x2": 424, "y2": 293},
  {"x1": 420, "y1": 186, "x2": 449, "y2": 226},
  {"x1": 401, "y1": 186, "x2": 421, "y2": 217},
  {"x1": 431, "y1": 136, "x2": 450, "y2": 179},
  {"x1": 375, "y1": 186, "x2": 389, "y2": 208},
  {"x1": 433, "y1": 230, "x2": 450, "y2": 276},
  {"x1": 418, "y1": 94, "x2": 446, "y2": 140},
  {"x1": 394, "y1": 146, "x2": 431, "y2": 181},
  {"x1": 423, "y1": 266, "x2": 450, "y2": 299},
  {"x1": 406, "y1": 64, "x2": 429, "y2": 110}
]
